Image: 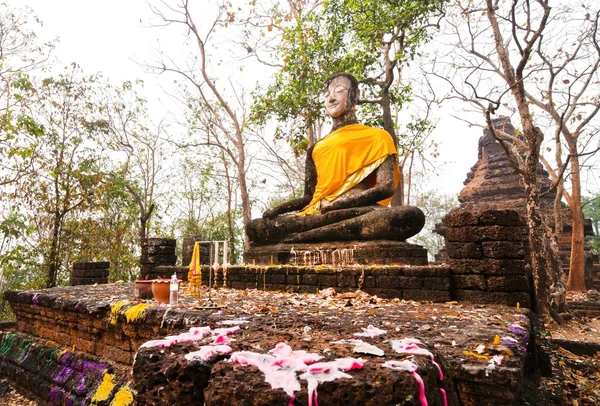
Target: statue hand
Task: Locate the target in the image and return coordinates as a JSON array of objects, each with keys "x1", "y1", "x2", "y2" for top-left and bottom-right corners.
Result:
[
  {"x1": 320, "y1": 205, "x2": 335, "y2": 214},
  {"x1": 263, "y1": 208, "x2": 278, "y2": 220}
]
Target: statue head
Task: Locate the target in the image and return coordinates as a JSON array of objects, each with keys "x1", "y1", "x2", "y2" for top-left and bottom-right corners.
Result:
[{"x1": 323, "y1": 73, "x2": 359, "y2": 118}]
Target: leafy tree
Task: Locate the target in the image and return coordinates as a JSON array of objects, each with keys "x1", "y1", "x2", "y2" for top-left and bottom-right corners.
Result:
[
  {"x1": 103, "y1": 81, "x2": 171, "y2": 244},
  {"x1": 409, "y1": 172, "x2": 458, "y2": 260},
  {"x1": 583, "y1": 194, "x2": 600, "y2": 255},
  {"x1": 246, "y1": 0, "x2": 445, "y2": 203},
  {"x1": 60, "y1": 171, "x2": 142, "y2": 282},
  {"x1": 0, "y1": 3, "x2": 54, "y2": 187},
  {"x1": 9, "y1": 65, "x2": 110, "y2": 287},
  {"x1": 148, "y1": 0, "x2": 255, "y2": 243},
  {"x1": 423, "y1": 0, "x2": 600, "y2": 318}
]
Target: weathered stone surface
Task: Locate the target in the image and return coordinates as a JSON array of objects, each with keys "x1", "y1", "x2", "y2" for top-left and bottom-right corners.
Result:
[
  {"x1": 70, "y1": 277, "x2": 109, "y2": 286},
  {"x1": 3, "y1": 284, "x2": 539, "y2": 405},
  {"x1": 245, "y1": 240, "x2": 428, "y2": 266},
  {"x1": 71, "y1": 268, "x2": 110, "y2": 278},
  {"x1": 486, "y1": 275, "x2": 530, "y2": 292},
  {"x1": 72, "y1": 261, "x2": 110, "y2": 271},
  {"x1": 443, "y1": 211, "x2": 480, "y2": 227},
  {"x1": 139, "y1": 254, "x2": 178, "y2": 265},
  {"x1": 453, "y1": 275, "x2": 487, "y2": 290},
  {"x1": 446, "y1": 226, "x2": 527, "y2": 242},
  {"x1": 133, "y1": 342, "x2": 212, "y2": 405},
  {"x1": 205, "y1": 353, "x2": 447, "y2": 406},
  {"x1": 446, "y1": 242, "x2": 483, "y2": 259},
  {"x1": 403, "y1": 289, "x2": 452, "y2": 302},
  {"x1": 141, "y1": 238, "x2": 177, "y2": 247},
  {"x1": 482, "y1": 241, "x2": 525, "y2": 259},
  {"x1": 478, "y1": 210, "x2": 523, "y2": 226},
  {"x1": 423, "y1": 277, "x2": 452, "y2": 290},
  {"x1": 454, "y1": 290, "x2": 531, "y2": 307},
  {"x1": 449, "y1": 258, "x2": 526, "y2": 275},
  {"x1": 0, "y1": 331, "x2": 129, "y2": 405},
  {"x1": 141, "y1": 244, "x2": 176, "y2": 255}
]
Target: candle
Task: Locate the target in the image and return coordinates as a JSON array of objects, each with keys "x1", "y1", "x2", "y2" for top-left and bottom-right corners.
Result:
[{"x1": 213, "y1": 241, "x2": 220, "y2": 271}]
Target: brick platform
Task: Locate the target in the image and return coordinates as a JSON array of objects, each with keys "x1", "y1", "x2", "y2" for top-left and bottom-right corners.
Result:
[{"x1": 2, "y1": 284, "x2": 541, "y2": 405}]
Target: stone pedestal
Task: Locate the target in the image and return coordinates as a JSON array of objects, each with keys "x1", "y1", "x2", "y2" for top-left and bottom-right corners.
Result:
[{"x1": 244, "y1": 240, "x2": 428, "y2": 266}]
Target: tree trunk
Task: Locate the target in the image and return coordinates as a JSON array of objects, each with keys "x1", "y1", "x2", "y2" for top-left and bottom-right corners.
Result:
[
  {"x1": 46, "y1": 213, "x2": 61, "y2": 288},
  {"x1": 222, "y1": 151, "x2": 236, "y2": 262},
  {"x1": 566, "y1": 153, "x2": 586, "y2": 290},
  {"x1": 381, "y1": 90, "x2": 397, "y2": 145},
  {"x1": 522, "y1": 143, "x2": 549, "y2": 314},
  {"x1": 235, "y1": 133, "x2": 251, "y2": 249},
  {"x1": 485, "y1": 0, "x2": 566, "y2": 321}
]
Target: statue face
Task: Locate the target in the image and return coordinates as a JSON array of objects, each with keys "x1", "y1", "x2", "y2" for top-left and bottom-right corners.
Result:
[{"x1": 324, "y1": 77, "x2": 352, "y2": 118}]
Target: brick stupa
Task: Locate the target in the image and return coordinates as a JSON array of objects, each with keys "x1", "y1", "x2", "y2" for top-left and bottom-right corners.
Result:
[{"x1": 436, "y1": 117, "x2": 596, "y2": 287}]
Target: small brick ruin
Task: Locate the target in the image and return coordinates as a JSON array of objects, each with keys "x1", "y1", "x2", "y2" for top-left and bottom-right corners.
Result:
[
  {"x1": 444, "y1": 210, "x2": 533, "y2": 308},
  {"x1": 70, "y1": 261, "x2": 110, "y2": 286},
  {"x1": 140, "y1": 238, "x2": 178, "y2": 279}
]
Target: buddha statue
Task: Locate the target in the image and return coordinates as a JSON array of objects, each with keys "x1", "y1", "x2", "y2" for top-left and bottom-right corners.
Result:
[{"x1": 246, "y1": 73, "x2": 425, "y2": 250}]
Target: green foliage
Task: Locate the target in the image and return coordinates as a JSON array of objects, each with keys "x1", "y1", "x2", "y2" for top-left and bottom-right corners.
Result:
[
  {"x1": 583, "y1": 194, "x2": 600, "y2": 254},
  {"x1": 250, "y1": 0, "x2": 446, "y2": 148},
  {"x1": 409, "y1": 172, "x2": 458, "y2": 260}
]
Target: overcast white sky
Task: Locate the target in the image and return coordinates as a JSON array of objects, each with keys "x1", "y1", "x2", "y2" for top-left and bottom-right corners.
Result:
[{"x1": 7, "y1": 0, "x2": 484, "y2": 197}]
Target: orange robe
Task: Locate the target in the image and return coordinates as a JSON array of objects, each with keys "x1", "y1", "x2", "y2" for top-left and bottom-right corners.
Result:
[{"x1": 298, "y1": 123, "x2": 399, "y2": 216}]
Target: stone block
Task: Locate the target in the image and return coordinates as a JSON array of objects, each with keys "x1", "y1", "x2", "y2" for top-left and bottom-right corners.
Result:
[
  {"x1": 362, "y1": 276, "x2": 377, "y2": 288},
  {"x1": 456, "y1": 381, "x2": 515, "y2": 404},
  {"x1": 72, "y1": 261, "x2": 110, "y2": 271},
  {"x1": 403, "y1": 289, "x2": 452, "y2": 302},
  {"x1": 226, "y1": 273, "x2": 240, "y2": 282},
  {"x1": 453, "y1": 275, "x2": 487, "y2": 290},
  {"x1": 338, "y1": 274, "x2": 357, "y2": 288},
  {"x1": 446, "y1": 226, "x2": 527, "y2": 242},
  {"x1": 478, "y1": 210, "x2": 522, "y2": 226},
  {"x1": 229, "y1": 281, "x2": 245, "y2": 290},
  {"x1": 376, "y1": 276, "x2": 400, "y2": 289},
  {"x1": 139, "y1": 254, "x2": 178, "y2": 265},
  {"x1": 423, "y1": 277, "x2": 452, "y2": 290},
  {"x1": 318, "y1": 274, "x2": 337, "y2": 287},
  {"x1": 239, "y1": 273, "x2": 258, "y2": 283},
  {"x1": 443, "y1": 211, "x2": 479, "y2": 227},
  {"x1": 142, "y1": 244, "x2": 176, "y2": 255},
  {"x1": 71, "y1": 268, "x2": 110, "y2": 278},
  {"x1": 486, "y1": 275, "x2": 530, "y2": 292},
  {"x1": 449, "y1": 259, "x2": 526, "y2": 275},
  {"x1": 372, "y1": 288, "x2": 403, "y2": 299},
  {"x1": 447, "y1": 242, "x2": 483, "y2": 259},
  {"x1": 397, "y1": 276, "x2": 425, "y2": 289},
  {"x1": 482, "y1": 241, "x2": 525, "y2": 259},
  {"x1": 265, "y1": 274, "x2": 286, "y2": 285},
  {"x1": 141, "y1": 238, "x2": 176, "y2": 247},
  {"x1": 75, "y1": 338, "x2": 94, "y2": 353},
  {"x1": 302, "y1": 274, "x2": 319, "y2": 285},
  {"x1": 455, "y1": 290, "x2": 531, "y2": 307},
  {"x1": 402, "y1": 266, "x2": 452, "y2": 276}
]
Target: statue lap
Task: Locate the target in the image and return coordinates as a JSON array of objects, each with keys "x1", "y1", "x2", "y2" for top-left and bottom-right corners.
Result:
[{"x1": 244, "y1": 205, "x2": 427, "y2": 265}]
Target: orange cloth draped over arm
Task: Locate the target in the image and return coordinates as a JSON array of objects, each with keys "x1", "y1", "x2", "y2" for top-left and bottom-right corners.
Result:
[{"x1": 297, "y1": 123, "x2": 400, "y2": 216}]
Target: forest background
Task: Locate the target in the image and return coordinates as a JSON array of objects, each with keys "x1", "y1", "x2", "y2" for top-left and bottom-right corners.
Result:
[{"x1": 1, "y1": 0, "x2": 599, "y2": 320}]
